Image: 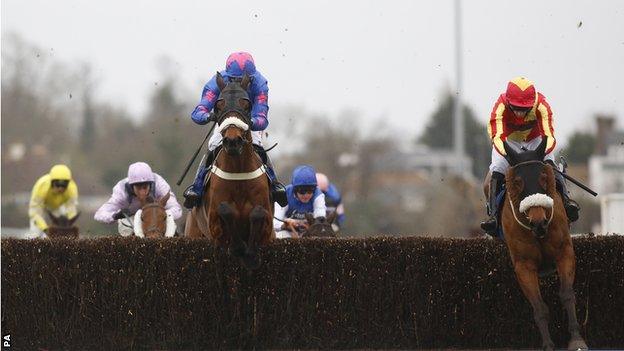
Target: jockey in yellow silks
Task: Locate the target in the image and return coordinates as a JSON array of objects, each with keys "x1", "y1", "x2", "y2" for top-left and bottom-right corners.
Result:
[{"x1": 27, "y1": 164, "x2": 78, "y2": 238}]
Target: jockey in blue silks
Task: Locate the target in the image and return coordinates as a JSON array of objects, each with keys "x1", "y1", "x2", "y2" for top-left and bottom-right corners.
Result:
[
  {"x1": 274, "y1": 165, "x2": 327, "y2": 239},
  {"x1": 183, "y1": 52, "x2": 287, "y2": 208}
]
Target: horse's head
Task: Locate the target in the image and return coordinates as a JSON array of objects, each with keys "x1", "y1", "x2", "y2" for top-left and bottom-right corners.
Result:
[
  {"x1": 135, "y1": 193, "x2": 171, "y2": 238},
  {"x1": 46, "y1": 211, "x2": 80, "y2": 239},
  {"x1": 301, "y1": 212, "x2": 338, "y2": 238},
  {"x1": 504, "y1": 138, "x2": 557, "y2": 237},
  {"x1": 215, "y1": 72, "x2": 252, "y2": 156}
]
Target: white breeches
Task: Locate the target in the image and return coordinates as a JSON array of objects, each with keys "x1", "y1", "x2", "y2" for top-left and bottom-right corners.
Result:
[{"x1": 489, "y1": 136, "x2": 555, "y2": 175}]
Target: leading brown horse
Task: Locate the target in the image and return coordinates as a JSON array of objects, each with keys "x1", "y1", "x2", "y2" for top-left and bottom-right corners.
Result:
[
  {"x1": 185, "y1": 72, "x2": 273, "y2": 269},
  {"x1": 46, "y1": 211, "x2": 80, "y2": 239},
  {"x1": 497, "y1": 139, "x2": 587, "y2": 351}
]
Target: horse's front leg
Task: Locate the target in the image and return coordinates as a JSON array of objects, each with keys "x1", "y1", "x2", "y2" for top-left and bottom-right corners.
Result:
[
  {"x1": 514, "y1": 259, "x2": 555, "y2": 351},
  {"x1": 217, "y1": 202, "x2": 245, "y2": 257},
  {"x1": 245, "y1": 205, "x2": 269, "y2": 270},
  {"x1": 557, "y1": 244, "x2": 588, "y2": 351}
]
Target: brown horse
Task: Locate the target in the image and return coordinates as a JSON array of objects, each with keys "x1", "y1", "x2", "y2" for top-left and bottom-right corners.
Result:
[
  {"x1": 46, "y1": 211, "x2": 80, "y2": 239},
  {"x1": 185, "y1": 72, "x2": 273, "y2": 269},
  {"x1": 133, "y1": 193, "x2": 172, "y2": 238},
  {"x1": 300, "y1": 212, "x2": 338, "y2": 238},
  {"x1": 498, "y1": 139, "x2": 587, "y2": 351}
]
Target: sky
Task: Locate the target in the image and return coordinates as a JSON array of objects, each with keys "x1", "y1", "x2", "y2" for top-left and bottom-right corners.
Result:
[{"x1": 2, "y1": 0, "x2": 624, "y2": 146}]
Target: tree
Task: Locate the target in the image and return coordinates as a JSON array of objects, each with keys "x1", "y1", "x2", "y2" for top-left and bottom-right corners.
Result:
[{"x1": 417, "y1": 93, "x2": 491, "y2": 178}]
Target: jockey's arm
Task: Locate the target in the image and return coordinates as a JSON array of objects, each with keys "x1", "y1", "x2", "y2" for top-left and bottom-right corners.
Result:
[
  {"x1": 94, "y1": 182, "x2": 128, "y2": 224},
  {"x1": 313, "y1": 193, "x2": 327, "y2": 218},
  {"x1": 536, "y1": 98, "x2": 557, "y2": 154},
  {"x1": 335, "y1": 203, "x2": 346, "y2": 226},
  {"x1": 487, "y1": 99, "x2": 507, "y2": 156},
  {"x1": 250, "y1": 80, "x2": 269, "y2": 131},
  {"x1": 273, "y1": 203, "x2": 288, "y2": 231},
  {"x1": 191, "y1": 77, "x2": 219, "y2": 125},
  {"x1": 154, "y1": 175, "x2": 183, "y2": 220},
  {"x1": 64, "y1": 181, "x2": 79, "y2": 219},
  {"x1": 28, "y1": 195, "x2": 48, "y2": 232}
]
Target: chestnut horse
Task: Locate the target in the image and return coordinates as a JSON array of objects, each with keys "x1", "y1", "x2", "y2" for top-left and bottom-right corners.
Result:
[
  {"x1": 497, "y1": 139, "x2": 587, "y2": 351},
  {"x1": 46, "y1": 211, "x2": 80, "y2": 239},
  {"x1": 133, "y1": 193, "x2": 173, "y2": 238},
  {"x1": 185, "y1": 73, "x2": 273, "y2": 269}
]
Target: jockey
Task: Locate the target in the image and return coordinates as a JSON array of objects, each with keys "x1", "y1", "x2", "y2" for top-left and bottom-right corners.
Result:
[
  {"x1": 481, "y1": 77, "x2": 580, "y2": 235},
  {"x1": 27, "y1": 164, "x2": 79, "y2": 239},
  {"x1": 183, "y1": 51, "x2": 287, "y2": 208},
  {"x1": 274, "y1": 165, "x2": 327, "y2": 239},
  {"x1": 315, "y1": 172, "x2": 345, "y2": 231},
  {"x1": 94, "y1": 162, "x2": 182, "y2": 237}
]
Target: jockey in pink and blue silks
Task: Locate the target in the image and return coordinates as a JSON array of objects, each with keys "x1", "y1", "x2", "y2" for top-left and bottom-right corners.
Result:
[
  {"x1": 183, "y1": 52, "x2": 287, "y2": 208},
  {"x1": 94, "y1": 162, "x2": 182, "y2": 236}
]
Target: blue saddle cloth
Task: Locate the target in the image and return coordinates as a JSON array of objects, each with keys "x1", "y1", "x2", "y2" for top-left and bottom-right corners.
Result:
[{"x1": 495, "y1": 188, "x2": 506, "y2": 241}]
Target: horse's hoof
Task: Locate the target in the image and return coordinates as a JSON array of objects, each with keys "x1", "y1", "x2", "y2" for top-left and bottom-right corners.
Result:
[{"x1": 568, "y1": 338, "x2": 588, "y2": 351}]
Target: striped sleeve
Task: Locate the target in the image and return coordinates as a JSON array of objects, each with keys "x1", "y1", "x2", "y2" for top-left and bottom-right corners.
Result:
[
  {"x1": 488, "y1": 100, "x2": 507, "y2": 155},
  {"x1": 536, "y1": 98, "x2": 556, "y2": 154}
]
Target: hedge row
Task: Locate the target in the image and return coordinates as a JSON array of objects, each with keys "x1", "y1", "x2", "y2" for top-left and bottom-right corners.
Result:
[{"x1": 2, "y1": 235, "x2": 623, "y2": 350}]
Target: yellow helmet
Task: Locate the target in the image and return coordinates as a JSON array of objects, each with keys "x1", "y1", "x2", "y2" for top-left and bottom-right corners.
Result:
[{"x1": 49, "y1": 164, "x2": 72, "y2": 180}]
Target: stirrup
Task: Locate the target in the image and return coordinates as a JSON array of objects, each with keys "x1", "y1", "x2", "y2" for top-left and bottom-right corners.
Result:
[{"x1": 564, "y1": 199, "x2": 580, "y2": 222}]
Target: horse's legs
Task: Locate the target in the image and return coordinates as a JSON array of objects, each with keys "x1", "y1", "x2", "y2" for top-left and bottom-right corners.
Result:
[
  {"x1": 184, "y1": 211, "x2": 202, "y2": 238},
  {"x1": 217, "y1": 202, "x2": 245, "y2": 257},
  {"x1": 514, "y1": 260, "x2": 555, "y2": 351},
  {"x1": 557, "y1": 246, "x2": 588, "y2": 351},
  {"x1": 245, "y1": 205, "x2": 268, "y2": 270}
]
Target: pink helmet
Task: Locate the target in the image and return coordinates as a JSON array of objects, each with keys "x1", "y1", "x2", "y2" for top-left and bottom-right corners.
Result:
[
  {"x1": 225, "y1": 52, "x2": 256, "y2": 77},
  {"x1": 316, "y1": 173, "x2": 329, "y2": 192},
  {"x1": 127, "y1": 162, "x2": 154, "y2": 184}
]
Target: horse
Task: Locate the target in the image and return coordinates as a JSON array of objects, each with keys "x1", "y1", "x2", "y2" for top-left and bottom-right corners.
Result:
[
  {"x1": 133, "y1": 193, "x2": 173, "y2": 238},
  {"x1": 46, "y1": 211, "x2": 80, "y2": 239},
  {"x1": 185, "y1": 72, "x2": 273, "y2": 269},
  {"x1": 495, "y1": 139, "x2": 587, "y2": 351},
  {"x1": 300, "y1": 212, "x2": 338, "y2": 238}
]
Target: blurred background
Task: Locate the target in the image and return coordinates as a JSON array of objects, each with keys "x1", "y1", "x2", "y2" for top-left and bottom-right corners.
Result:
[{"x1": 2, "y1": 0, "x2": 623, "y2": 237}]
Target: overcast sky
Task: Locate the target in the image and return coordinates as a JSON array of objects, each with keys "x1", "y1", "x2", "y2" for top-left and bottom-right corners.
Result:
[{"x1": 2, "y1": 0, "x2": 623, "y2": 145}]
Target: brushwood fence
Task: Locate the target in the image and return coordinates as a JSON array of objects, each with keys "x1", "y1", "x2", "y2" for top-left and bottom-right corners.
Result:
[{"x1": 2, "y1": 235, "x2": 623, "y2": 350}]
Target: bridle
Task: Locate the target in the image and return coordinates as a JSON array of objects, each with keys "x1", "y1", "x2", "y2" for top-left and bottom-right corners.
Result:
[
  {"x1": 507, "y1": 160, "x2": 555, "y2": 234},
  {"x1": 140, "y1": 202, "x2": 166, "y2": 236}
]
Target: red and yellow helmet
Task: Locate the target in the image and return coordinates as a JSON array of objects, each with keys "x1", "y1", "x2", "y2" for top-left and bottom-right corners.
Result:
[{"x1": 505, "y1": 77, "x2": 537, "y2": 108}]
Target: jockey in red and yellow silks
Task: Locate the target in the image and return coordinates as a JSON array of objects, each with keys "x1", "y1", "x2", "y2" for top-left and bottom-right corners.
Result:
[
  {"x1": 481, "y1": 77, "x2": 579, "y2": 236},
  {"x1": 487, "y1": 77, "x2": 556, "y2": 157}
]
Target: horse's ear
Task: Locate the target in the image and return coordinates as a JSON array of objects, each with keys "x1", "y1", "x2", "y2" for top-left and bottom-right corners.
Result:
[
  {"x1": 503, "y1": 141, "x2": 519, "y2": 165},
  {"x1": 240, "y1": 73, "x2": 250, "y2": 90},
  {"x1": 69, "y1": 212, "x2": 81, "y2": 226},
  {"x1": 536, "y1": 137, "x2": 548, "y2": 160},
  {"x1": 159, "y1": 192, "x2": 171, "y2": 207},
  {"x1": 305, "y1": 213, "x2": 315, "y2": 225},
  {"x1": 327, "y1": 211, "x2": 337, "y2": 224},
  {"x1": 216, "y1": 72, "x2": 226, "y2": 90}
]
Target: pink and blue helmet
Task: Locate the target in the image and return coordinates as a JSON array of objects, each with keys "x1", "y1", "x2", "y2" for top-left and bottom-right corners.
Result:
[
  {"x1": 127, "y1": 162, "x2": 154, "y2": 185},
  {"x1": 225, "y1": 52, "x2": 256, "y2": 77}
]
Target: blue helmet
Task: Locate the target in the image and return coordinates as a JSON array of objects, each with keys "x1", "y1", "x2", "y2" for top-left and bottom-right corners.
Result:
[
  {"x1": 225, "y1": 52, "x2": 256, "y2": 77},
  {"x1": 291, "y1": 165, "x2": 317, "y2": 187}
]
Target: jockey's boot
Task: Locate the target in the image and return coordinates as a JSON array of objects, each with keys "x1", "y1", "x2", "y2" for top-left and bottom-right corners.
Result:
[
  {"x1": 480, "y1": 171, "x2": 505, "y2": 236},
  {"x1": 182, "y1": 149, "x2": 217, "y2": 209},
  {"x1": 554, "y1": 168, "x2": 580, "y2": 223},
  {"x1": 254, "y1": 145, "x2": 288, "y2": 207}
]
